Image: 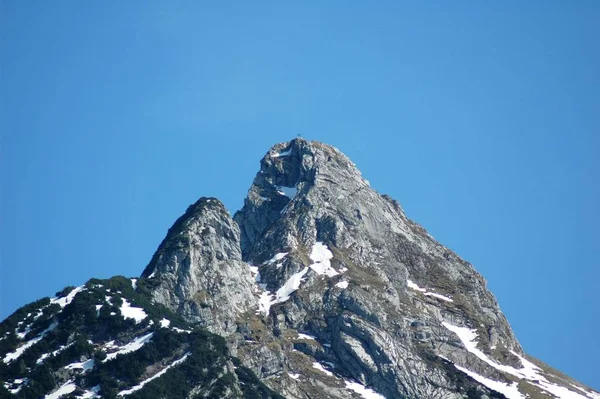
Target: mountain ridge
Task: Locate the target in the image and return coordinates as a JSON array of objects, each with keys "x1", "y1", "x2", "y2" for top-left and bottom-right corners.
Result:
[{"x1": 1, "y1": 138, "x2": 597, "y2": 399}]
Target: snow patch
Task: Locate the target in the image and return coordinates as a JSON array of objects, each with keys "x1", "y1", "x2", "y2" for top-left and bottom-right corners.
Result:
[
  {"x1": 263, "y1": 252, "x2": 288, "y2": 265},
  {"x1": 297, "y1": 333, "x2": 316, "y2": 340},
  {"x1": 336, "y1": 280, "x2": 349, "y2": 289},
  {"x1": 309, "y1": 242, "x2": 338, "y2": 277},
  {"x1": 51, "y1": 286, "x2": 86, "y2": 308},
  {"x1": 79, "y1": 386, "x2": 101, "y2": 398},
  {"x1": 272, "y1": 148, "x2": 292, "y2": 158},
  {"x1": 442, "y1": 322, "x2": 598, "y2": 399},
  {"x1": 119, "y1": 299, "x2": 147, "y2": 323},
  {"x1": 288, "y1": 372, "x2": 300, "y2": 380},
  {"x1": 37, "y1": 343, "x2": 74, "y2": 365},
  {"x1": 312, "y1": 362, "x2": 334, "y2": 377},
  {"x1": 65, "y1": 358, "x2": 95, "y2": 371},
  {"x1": 117, "y1": 352, "x2": 191, "y2": 396},
  {"x1": 424, "y1": 292, "x2": 453, "y2": 302},
  {"x1": 45, "y1": 380, "x2": 77, "y2": 399},
  {"x1": 104, "y1": 332, "x2": 154, "y2": 361},
  {"x1": 345, "y1": 380, "x2": 387, "y2": 399},
  {"x1": 4, "y1": 378, "x2": 28, "y2": 394},
  {"x1": 453, "y1": 364, "x2": 524, "y2": 399},
  {"x1": 3, "y1": 322, "x2": 58, "y2": 363},
  {"x1": 159, "y1": 318, "x2": 171, "y2": 328},
  {"x1": 130, "y1": 279, "x2": 137, "y2": 289},
  {"x1": 277, "y1": 186, "x2": 297, "y2": 198},
  {"x1": 257, "y1": 267, "x2": 309, "y2": 316},
  {"x1": 172, "y1": 327, "x2": 192, "y2": 334},
  {"x1": 407, "y1": 280, "x2": 453, "y2": 302}
]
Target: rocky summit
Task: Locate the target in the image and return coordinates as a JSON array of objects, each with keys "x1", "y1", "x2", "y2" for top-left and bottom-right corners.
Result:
[{"x1": 1, "y1": 138, "x2": 598, "y2": 399}]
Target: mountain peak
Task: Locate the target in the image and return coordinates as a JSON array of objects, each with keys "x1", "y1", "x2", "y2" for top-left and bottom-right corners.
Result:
[
  {"x1": 4, "y1": 140, "x2": 598, "y2": 399},
  {"x1": 234, "y1": 139, "x2": 370, "y2": 257},
  {"x1": 257, "y1": 138, "x2": 366, "y2": 190}
]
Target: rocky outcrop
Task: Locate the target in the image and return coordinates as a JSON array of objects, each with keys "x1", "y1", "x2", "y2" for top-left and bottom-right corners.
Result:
[
  {"x1": 142, "y1": 139, "x2": 599, "y2": 399},
  {"x1": 141, "y1": 197, "x2": 257, "y2": 336}
]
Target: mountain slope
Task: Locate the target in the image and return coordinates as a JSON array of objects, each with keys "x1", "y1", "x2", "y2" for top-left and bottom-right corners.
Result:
[
  {"x1": 0, "y1": 277, "x2": 282, "y2": 399},
  {"x1": 1, "y1": 138, "x2": 597, "y2": 399}
]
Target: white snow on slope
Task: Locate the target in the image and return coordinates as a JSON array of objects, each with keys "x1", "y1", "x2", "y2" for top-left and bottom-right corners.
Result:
[
  {"x1": 65, "y1": 358, "x2": 95, "y2": 371},
  {"x1": 79, "y1": 385, "x2": 101, "y2": 398},
  {"x1": 407, "y1": 280, "x2": 452, "y2": 302},
  {"x1": 312, "y1": 362, "x2": 334, "y2": 377},
  {"x1": 297, "y1": 333, "x2": 316, "y2": 340},
  {"x1": 276, "y1": 267, "x2": 308, "y2": 300},
  {"x1": 288, "y1": 372, "x2": 300, "y2": 380},
  {"x1": 442, "y1": 322, "x2": 598, "y2": 399},
  {"x1": 117, "y1": 352, "x2": 191, "y2": 396},
  {"x1": 336, "y1": 280, "x2": 349, "y2": 289},
  {"x1": 51, "y1": 286, "x2": 86, "y2": 308},
  {"x1": 264, "y1": 252, "x2": 288, "y2": 265},
  {"x1": 509, "y1": 351, "x2": 599, "y2": 399},
  {"x1": 257, "y1": 267, "x2": 309, "y2": 316},
  {"x1": 257, "y1": 290, "x2": 274, "y2": 316},
  {"x1": 37, "y1": 342, "x2": 74, "y2": 365},
  {"x1": 104, "y1": 332, "x2": 154, "y2": 361},
  {"x1": 309, "y1": 242, "x2": 338, "y2": 277},
  {"x1": 345, "y1": 380, "x2": 387, "y2": 399},
  {"x1": 159, "y1": 318, "x2": 171, "y2": 328},
  {"x1": 443, "y1": 322, "x2": 536, "y2": 381},
  {"x1": 256, "y1": 242, "x2": 342, "y2": 315},
  {"x1": 172, "y1": 327, "x2": 192, "y2": 334},
  {"x1": 4, "y1": 378, "x2": 28, "y2": 394},
  {"x1": 272, "y1": 148, "x2": 292, "y2": 158},
  {"x1": 130, "y1": 279, "x2": 137, "y2": 289},
  {"x1": 277, "y1": 186, "x2": 297, "y2": 198},
  {"x1": 423, "y1": 292, "x2": 453, "y2": 302},
  {"x1": 453, "y1": 364, "x2": 524, "y2": 399},
  {"x1": 119, "y1": 299, "x2": 147, "y2": 323},
  {"x1": 45, "y1": 380, "x2": 76, "y2": 399},
  {"x1": 16, "y1": 325, "x2": 32, "y2": 339},
  {"x1": 3, "y1": 322, "x2": 58, "y2": 363}
]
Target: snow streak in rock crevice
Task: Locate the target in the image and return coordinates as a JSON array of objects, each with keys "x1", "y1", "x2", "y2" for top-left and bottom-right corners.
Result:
[
  {"x1": 3, "y1": 322, "x2": 58, "y2": 363},
  {"x1": 344, "y1": 380, "x2": 387, "y2": 399},
  {"x1": 442, "y1": 322, "x2": 597, "y2": 399},
  {"x1": 254, "y1": 242, "x2": 344, "y2": 316},
  {"x1": 117, "y1": 352, "x2": 191, "y2": 396},
  {"x1": 104, "y1": 332, "x2": 154, "y2": 362},
  {"x1": 407, "y1": 280, "x2": 452, "y2": 302}
]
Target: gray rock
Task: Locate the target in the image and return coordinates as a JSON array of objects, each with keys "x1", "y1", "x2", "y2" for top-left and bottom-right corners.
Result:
[
  {"x1": 144, "y1": 139, "x2": 599, "y2": 399},
  {"x1": 141, "y1": 197, "x2": 257, "y2": 336}
]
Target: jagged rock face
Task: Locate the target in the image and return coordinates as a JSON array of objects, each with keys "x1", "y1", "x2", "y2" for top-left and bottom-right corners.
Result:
[
  {"x1": 141, "y1": 197, "x2": 257, "y2": 336},
  {"x1": 5, "y1": 140, "x2": 597, "y2": 398},
  {"x1": 142, "y1": 139, "x2": 599, "y2": 399},
  {"x1": 232, "y1": 139, "x2": 523, "y2": 398}
]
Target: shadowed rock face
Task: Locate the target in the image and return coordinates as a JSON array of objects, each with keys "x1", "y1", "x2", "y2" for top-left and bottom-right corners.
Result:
[{"x1": 143, "y1": 139, "x2": 599, "y2": 399}]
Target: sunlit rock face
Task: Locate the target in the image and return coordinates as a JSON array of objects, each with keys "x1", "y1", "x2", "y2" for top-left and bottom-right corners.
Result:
[
  {"x1": 141, "y1": 197, "x2": 257, "y2": 336},
  {"x1": 141, "y1": 138, "x2": 599, "y2": 399}
]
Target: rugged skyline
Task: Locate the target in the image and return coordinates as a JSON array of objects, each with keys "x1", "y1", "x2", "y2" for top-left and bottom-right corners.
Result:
[{"x1": 2, "y1": 139, "x2": 597, "y2": 398}]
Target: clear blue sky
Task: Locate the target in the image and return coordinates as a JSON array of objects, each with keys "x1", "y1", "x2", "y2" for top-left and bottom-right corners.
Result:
[{"x1": 1, "y1": 1, "x2": 598, "y2": 389}]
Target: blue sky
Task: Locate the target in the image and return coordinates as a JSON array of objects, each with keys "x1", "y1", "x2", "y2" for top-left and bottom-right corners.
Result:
[{"x1": 1, "y1": 1, "x2": 598, "y2": 389}]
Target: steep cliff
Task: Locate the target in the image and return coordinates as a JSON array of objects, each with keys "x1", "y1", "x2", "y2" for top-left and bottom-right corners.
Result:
[{"x1": 141, "y1": 138, "x2": 598, "y2": 399}]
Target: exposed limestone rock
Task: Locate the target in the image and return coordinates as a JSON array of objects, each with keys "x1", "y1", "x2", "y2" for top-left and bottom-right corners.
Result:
[
  {"x1": 141, "y1": 197, "x2": 257, "y2": 336},
  {"x1": 142, "y1": 139, "x2": 599, "y2": 399}
]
